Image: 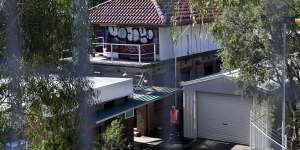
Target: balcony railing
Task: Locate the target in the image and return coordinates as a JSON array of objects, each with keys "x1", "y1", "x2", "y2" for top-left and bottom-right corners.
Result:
[{"x1": 92, "y1": 42, "x2": 159, "y2": 63}]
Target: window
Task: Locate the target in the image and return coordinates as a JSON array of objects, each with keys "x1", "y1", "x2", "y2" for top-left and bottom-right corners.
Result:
[
  {"x1": 204, "y1": 63, "x2": 213, "y2": 75},
  {"x1": 181, "y1": 68, "x2": 191, "y2": 82}
]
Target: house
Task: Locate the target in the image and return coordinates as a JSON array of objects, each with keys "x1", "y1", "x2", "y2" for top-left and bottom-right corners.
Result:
[
  {"x1": 181, "y1": 71, "x2": 252, "y2": 145},
  {"x1": 86, "y1": 0, "x2": 221, "y2": 138},
  {"x1": 88, "y1": 77, "x2": 179, "y2": 146},
  {"x1": 89, "y1": 0, "x2": 219, "y2": 62}
]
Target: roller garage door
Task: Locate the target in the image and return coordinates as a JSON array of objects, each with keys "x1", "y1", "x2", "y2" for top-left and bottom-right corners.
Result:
[{"x1": 196, "y1": 92, "x2": 251, "y2": 145}]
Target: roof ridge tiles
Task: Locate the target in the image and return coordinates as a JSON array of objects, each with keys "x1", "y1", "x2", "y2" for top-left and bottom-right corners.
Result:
[{"x1": 151, "y1": 0, "x2": 167, "y2": 25}]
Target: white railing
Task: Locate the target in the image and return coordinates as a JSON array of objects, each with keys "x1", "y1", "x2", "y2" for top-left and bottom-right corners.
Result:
[
  {"x1": 92, "y1": 37, "x2": 104, "y2": 52},
  {"x1": 92, "y1": 42, "x2": 158, "y2": 63},
  {"x1": 249, "y1": 96, "x2": 294, "y2": 150},
  {"x1": 250, "y1": 109, "x2": 290, "y2": 150}
]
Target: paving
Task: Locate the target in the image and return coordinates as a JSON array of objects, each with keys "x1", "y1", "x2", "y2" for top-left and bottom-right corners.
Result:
[
  {"x1": 134, "y1": 136, "x2": 250, "y2": 150},
  {"x1": 184, "y1": 139, "x2": 236, "y2": 150},
  {"x1": 231, "y1": 145, "x2": 250, "y2": 150}
]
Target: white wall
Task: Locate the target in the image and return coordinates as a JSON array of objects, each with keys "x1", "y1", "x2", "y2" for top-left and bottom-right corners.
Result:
[
  {"x1": 158, "y1": 27, "x2": 174, "y2": 61},
  {"x1": 89, "y1": 77, "x2": 133, "y2": 105},
  {"x1": 159, "y1": 23, "x2": 220, "y2": 61},
  {"x1": 183, "y1": 88, "x2": 198, "y2": 138}
]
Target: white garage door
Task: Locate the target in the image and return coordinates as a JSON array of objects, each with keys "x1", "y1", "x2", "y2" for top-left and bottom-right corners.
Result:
[{"x1": 197, "y1": 92, "x2": 250, "y2": 145}]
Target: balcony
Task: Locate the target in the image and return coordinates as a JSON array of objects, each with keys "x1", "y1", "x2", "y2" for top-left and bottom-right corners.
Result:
[
  {"x1": 61, "y1": 37, "x2": 160, "y2": 67},
  {"x1": 89, "y1": 41, "x2": 160, "y2": 67}
]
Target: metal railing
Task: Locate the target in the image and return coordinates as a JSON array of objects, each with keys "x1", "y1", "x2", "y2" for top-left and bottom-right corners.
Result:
[
  {"x1": 250, "y1": 109, "x2": 290, "y2": 150},
  {"x1": 92, "y1": 42, "x2": 158, "y2": 63}
]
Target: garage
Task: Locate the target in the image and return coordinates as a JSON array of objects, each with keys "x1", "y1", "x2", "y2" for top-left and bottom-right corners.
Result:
[
  {"x1": 196, "y1": 92, "x2": 250, "y2": 145},
  {"x1": 181, "y1": 71, "x2": 251, "y2": 145}
]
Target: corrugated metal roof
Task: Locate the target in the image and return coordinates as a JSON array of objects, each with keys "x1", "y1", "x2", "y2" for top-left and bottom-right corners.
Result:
[{"x1": 92, "y1": 85, "x2": 180, "y2": 124}]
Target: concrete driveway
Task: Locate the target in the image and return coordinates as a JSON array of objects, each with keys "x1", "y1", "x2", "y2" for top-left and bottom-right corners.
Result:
[
  {"x1": 184, "y1": 138, "x2": 249, "y2": 150},
  {"x1": 134, "y1": 137, "x2": 249, "y2": 150}
]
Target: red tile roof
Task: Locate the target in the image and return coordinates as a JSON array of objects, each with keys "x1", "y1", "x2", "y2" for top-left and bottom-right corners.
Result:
[
  {"x1": 159, "y1": 0, "x2": 218, "y2": 25},
  {"x1": 89, "y1": 0, "x2": 218, "y2": 26},
  {"x1": 89, "y1": 0, "x2": 165, "y2": 26}
]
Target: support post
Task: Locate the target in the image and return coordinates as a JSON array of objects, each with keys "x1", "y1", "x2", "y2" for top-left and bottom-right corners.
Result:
[
  {"x1": 110, "y1": 44, "x2": 113, "y2": 61},
  {"x1": 138, "y1": 45, "x2": 141, "y2": 63},
  {"x1": 250, "y1": 111, "x2": 252, "y2": 149},
  {"x1": 282, "y1": 23, "x2": 287, "y2": 150},
  {"x1": 154, "y1": 44, "x2": 157, "y2": 61}
]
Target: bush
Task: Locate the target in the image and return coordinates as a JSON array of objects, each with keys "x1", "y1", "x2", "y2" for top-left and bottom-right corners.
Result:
[{"x1": 96, "y1": 119, "x2": 127, "y2": 150}]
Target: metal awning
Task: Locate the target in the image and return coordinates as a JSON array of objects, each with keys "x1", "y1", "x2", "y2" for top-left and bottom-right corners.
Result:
[{"x1": 92, "y1": 86, "x2": 180, "y2": 124}]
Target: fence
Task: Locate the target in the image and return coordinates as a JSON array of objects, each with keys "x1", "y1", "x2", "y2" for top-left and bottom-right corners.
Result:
[
  {"x1": 250, "y1": 96, "x2": 289, "y2": 150},
  {"x1": 250, "y1": 111, "x2": 286, "y2": 150}
]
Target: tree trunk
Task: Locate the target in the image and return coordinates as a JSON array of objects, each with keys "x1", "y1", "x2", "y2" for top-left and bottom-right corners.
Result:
[
  {"x1": 3, "y1": 0, "x2": 23, "y2": 140},
  {"x1": 71, "y1": 0, "x2": 91, "y2": 149}
]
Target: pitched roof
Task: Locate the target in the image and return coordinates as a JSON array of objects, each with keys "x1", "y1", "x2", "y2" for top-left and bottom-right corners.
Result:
[
  {"x1": 159, "y1": 0, "x2": 218, "y2": 25},
  {"x1": 89, "y1": 0, "x2": 165, "y2": 26},
  {"x1": 89, "y1": 0, "x2": 218, "y2": 26}
]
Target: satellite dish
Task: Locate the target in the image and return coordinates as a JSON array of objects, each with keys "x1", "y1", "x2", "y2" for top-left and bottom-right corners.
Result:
[
  {"x1": 132, "y1": 28, "x2": 140, "y2": 42},
  {"x1": 147, "y1": 29, "x2": 154, "y2": 40},
  {"x1": 118, "y1": 27, "x2": 127, "y2": 39},
  {"x1": 108, "y1": 26, "x2": 118, "y2": 36}
]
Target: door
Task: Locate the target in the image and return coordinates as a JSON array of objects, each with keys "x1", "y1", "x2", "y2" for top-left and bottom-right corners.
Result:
[{"x1": 196, "y1": 92, "x2": 250, "y2": 145}]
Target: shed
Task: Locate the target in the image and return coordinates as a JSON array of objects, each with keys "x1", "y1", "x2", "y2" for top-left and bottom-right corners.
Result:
[{"x1": 181, "y1": 71, "x2": 251, "y2": 145}]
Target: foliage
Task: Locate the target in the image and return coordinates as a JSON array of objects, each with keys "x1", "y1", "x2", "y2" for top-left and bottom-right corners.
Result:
[
  {"x1": 207, "y1": 0, "x2": 300, "y2": 148},
  {"x1": 0, "y1": 81, "x2": 9, "y2": 141},
  {"x1": 99, "y1": 119, "x2": 127, "y2": 150},
  {"x1": 20, "y1": 0, "x2": 72, "y2": 65},
  {"x1": 24, "y1": 74, "x2": 79, "y2": 149},
  {"x1": 0, "y1": 0, "x2": 94, "y2": 149},
  {"x1": 211, "y1": 1, "x2": 268, "y2": 90},
  {"x1": 0, "y1": 71, "x2": 94, "y2": 149}
]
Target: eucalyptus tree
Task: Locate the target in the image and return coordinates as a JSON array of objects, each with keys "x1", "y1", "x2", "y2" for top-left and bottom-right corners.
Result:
[
  {"x1": 186, "y1": 0, "x2": 300, "y2": 148},
  {"x1": 0, "y1": 0, "x2": 95, "y2": 149},
  {"x1": 0, "y1": 18, "x2": 4, "y2": 58},
  {"x1": 72, "y1": 0, "x2": 92, "y2": 149},
  {"x1": 21, "y1": 0, "x2": 72, "y2": 65},
  {"x1": 1, "y1": 0, "x2": 23, "y2": 144},
  {"x1": 21, "y1": 0, "x2": 94, "y2": 148}
]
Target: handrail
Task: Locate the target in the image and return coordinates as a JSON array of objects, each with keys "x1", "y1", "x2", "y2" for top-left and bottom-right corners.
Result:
[
  {"x1": 91, "y1": 42, "x2": 159, "y2": 63},
  {"x1": 92, "y1": 42, "x2": 158, "y2": 47},
  {"x1": 91, "y1": 37, "x2": 158, "y2": 46},
  {"x1": 91, "y1": 37, "x2": 104, "y2": 40}
]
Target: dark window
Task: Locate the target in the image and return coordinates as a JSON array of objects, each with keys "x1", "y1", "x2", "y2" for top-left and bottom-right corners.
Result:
[
  {"x1": 180, "y1": 68, "x2": 191, "y2": 82},
  {"x1": 204, "y1": 63, "x2": 213, "y2": 75}
]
